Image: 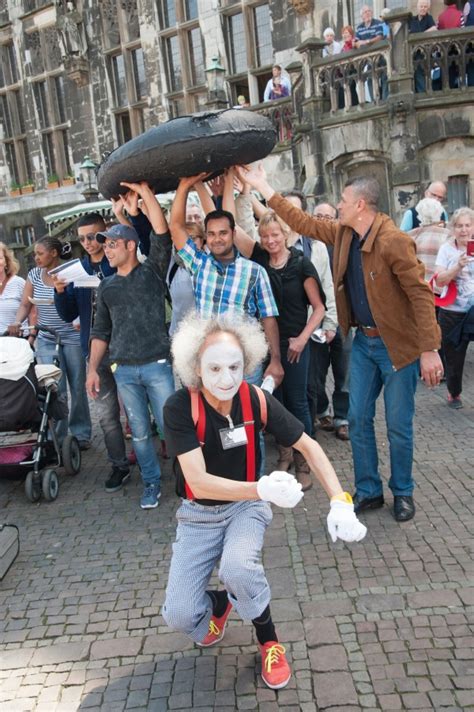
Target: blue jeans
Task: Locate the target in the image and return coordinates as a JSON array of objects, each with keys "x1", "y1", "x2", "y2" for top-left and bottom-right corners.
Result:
[
  {"x1": 94, "y1": 357, "x2": 128, "y2": 470},
  {"x1": 275, "y1": 341, "x2": 311, "y2": 435},
  {"x1": 308, "y1": 328, "x2": 352, "y2": 430},
  {"x1": 114, "y1": 360, "x2": 174, "y2": 486},
  {"x1": 349, "y1": 330, "x2": 418, "y2": 500},
  {"x1": 36, "y1": 338, "x2": 91, "y2": 443}
]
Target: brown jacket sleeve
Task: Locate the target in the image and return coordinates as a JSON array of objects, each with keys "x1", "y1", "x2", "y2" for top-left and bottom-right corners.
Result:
[
  {"x1": 268, "y1": 193, "x2": 337, "y2": 245},
  {"x1": 383, "y1": 232, "x2": 441, "y2": 352}
]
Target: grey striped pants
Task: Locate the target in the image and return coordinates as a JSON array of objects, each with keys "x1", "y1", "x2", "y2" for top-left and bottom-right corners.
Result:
[{"x1": 162, "y1": 499, "x2": 273, "y2": 643}]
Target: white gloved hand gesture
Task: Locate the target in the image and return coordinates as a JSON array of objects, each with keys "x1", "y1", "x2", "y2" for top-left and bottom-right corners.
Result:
[
  {"x1": 327, "y1": 500, "x2": 367, "y2": 543},
  {"x1": 267, "y1": 470, "x2": 296, "y2": 484},
  {"x1": 257, "y1": 472, "x2": 303, "y2": 508}
]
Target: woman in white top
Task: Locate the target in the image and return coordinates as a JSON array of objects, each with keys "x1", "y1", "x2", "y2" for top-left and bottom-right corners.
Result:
[
  {"x1": 11, "y1": 236, "x2": 92, "y2": 446},
  {"x1": 0, "y1": 242, "x2": 29, "y2": 338},
  {"x1": 434, "y1": 207, "x2": 474, "y2": 409},
  {"x1": 322, "y1": 28, "x2": 343, "y2": 57}
]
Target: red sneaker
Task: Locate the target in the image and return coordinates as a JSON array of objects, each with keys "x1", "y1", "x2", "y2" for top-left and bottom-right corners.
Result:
[
  {"x1": 127, "y1": 450, "x2": 137, "y2": 465},
  {"x1": 196, "y1": 601, "x2": 232, "y2": 647},
  {"x1": 259, "y1": 641, "x2": 291, "y2": 689}
]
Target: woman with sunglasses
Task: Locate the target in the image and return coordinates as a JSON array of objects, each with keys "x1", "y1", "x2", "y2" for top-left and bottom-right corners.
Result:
[{"x1": 10, "y1": 236, "x2": 92, "y2": 448}]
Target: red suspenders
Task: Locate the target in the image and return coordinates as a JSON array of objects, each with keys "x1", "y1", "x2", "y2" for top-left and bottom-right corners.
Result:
[{"x1": 185, "y1": 382, "x2": 267, "y2": 501}]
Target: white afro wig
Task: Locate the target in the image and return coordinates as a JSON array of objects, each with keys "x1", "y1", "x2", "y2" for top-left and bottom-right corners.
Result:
[{"x1": 171, "y1": 312, "x2": 269, "y2": 389}]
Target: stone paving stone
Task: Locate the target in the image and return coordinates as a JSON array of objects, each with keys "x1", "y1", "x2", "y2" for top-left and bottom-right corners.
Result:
[
  {"x1": 304, "y1": 618, "x2": 340, "y2": 647},
  {"x1": 90, "y1": 637, "x2": 143, "y2": 659},
  {"x1": 0, "y1": 353, "x2": 473, "y2": 710},
  {"x1": 407, "y1": 590, "x2": 462, "y2": 609},
  {"x1": 309, "y1": 645, "x2": 349, "y2": 672},
  {"x1": 313, "y1": 671, "x2": 358, "y2": 707}
]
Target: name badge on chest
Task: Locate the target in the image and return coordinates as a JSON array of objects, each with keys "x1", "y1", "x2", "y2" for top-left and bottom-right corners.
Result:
[{"x1": 219, "y1": 424, "x2": 248, "y2": 450}]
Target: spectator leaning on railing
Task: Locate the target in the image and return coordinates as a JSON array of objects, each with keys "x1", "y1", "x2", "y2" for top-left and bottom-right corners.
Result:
[
  {"x1": 340, "y1": 26, "x2": 359, "y2": 106},
  {"x1": 341, "y1": 25, "x2": 356, "y2": 52},
  {"x1": 354, "y1": 5, "x2": 384, "y2": 49},
  {"x1": 437, "y1": 0, "x2": 465, "y2": 29},
  {"x1": 263, "y1": 65, "x2": 291, "y2": 102},
  {"x1": 409, "y1": 1, "x2": 438, "y2": 93},
  {"x1": 322, "y1": 28, "x2": 342, "y2": 57},
  {"x1": 354, "y1": 5, "x2": 387, "y2": 101}
]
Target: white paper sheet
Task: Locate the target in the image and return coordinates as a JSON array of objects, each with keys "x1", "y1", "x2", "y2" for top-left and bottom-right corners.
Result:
[{"x1": 48, "y1": 260, "x2": 100, "y2": 288}]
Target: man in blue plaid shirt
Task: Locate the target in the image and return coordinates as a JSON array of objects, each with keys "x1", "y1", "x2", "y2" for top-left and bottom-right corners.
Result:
[{"x1": 170, "y1": 175, "x2": 284, "y2": 387}]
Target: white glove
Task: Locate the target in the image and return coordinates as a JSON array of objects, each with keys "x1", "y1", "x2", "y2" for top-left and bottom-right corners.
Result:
[
  {"x1": 267, "y1": 470, "x2": 296, "y2": 484},
  {"x1": 257, "y1": 473, "x2": 303, "y2": 508},
  {"x1": 327, "y1": 500, "x2": 367, "y2": 543}
]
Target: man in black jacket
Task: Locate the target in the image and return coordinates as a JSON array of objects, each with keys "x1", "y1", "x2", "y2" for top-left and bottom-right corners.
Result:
[{"x1": 54, "y1": 213, "x2": 144, "y2": 493}]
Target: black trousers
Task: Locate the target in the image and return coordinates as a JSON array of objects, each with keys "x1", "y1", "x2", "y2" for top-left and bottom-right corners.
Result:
[{"x1": 438, "y1": 308, "x2": 470, "y2": 398}]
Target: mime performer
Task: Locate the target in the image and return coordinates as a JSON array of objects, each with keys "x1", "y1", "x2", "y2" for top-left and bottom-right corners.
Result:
[{"x1": 162, "y1": 313, "x2": 367, "y2": 689}]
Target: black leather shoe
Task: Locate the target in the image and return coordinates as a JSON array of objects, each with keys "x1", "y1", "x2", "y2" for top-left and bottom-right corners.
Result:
[
  {"x1": 353, "y1": 493, "x2": 384, "y2": 514},
  {"x1": 393, "y1": 495, "x2": 415, "y2": 522}
]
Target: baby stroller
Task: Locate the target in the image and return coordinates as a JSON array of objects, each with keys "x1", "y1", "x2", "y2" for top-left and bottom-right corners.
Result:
[{"x1": 0, "y1": 325, "x2": 81, "y2": 502}]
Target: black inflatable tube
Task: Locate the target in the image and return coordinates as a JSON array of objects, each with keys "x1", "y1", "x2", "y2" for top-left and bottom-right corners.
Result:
[{"x1": 97, "y1": 109, "x2": 277, "y2": 199}]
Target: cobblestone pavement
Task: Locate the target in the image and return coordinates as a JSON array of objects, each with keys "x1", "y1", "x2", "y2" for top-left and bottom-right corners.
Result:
[{"x1": 0, "y1": 351, "x2": 472, "y2": 712}]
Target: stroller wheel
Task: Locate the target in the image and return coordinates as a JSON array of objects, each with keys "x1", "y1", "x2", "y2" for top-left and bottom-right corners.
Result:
[
  {"x1": 62, "y1": 435, "x2": 81, "y2": 476},
  {"x1": 25, "y1": 471, "x2": 41, "y2": 502},
  {"x1": 42, "y1": 469, "x2": 59, "y2": 501}
]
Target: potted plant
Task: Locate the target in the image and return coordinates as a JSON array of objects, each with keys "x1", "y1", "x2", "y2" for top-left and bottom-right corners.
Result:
[
  {"x1": 9, "y1": 181, "x2": 22, "y2": 197},
  {"x1": 47, "y1": 173, "x2": 60, "y2": 189},
  {"x1": 62, "y1": 173, "x2": 75, "y2": 187},
  {"x1": 21, "y1": 180, "x2": 35, "y2": 194}
]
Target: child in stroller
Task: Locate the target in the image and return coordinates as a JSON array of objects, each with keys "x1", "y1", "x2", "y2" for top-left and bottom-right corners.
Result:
[{"x1": 0, "y1": 325, "x2": 81, "y2": 501}]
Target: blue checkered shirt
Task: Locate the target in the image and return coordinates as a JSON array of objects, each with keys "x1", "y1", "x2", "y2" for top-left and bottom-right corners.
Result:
[{"x1": 178, "y1": 238, "x2": 278, "y2": 319}]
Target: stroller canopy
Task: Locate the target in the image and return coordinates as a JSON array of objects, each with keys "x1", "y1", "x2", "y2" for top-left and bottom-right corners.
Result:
[{"x1": 0, "y1": 337, "x2": 34, "y2": 381}]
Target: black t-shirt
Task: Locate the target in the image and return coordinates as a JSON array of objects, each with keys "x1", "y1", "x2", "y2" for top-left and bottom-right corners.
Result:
[
  {"x1": 163, "y1": 386, "x2": 304, "y2": 506},
  {"x1": 409, "y1": 14, "x2": 436, "y2": 32},
  {"x1": 250, "y1": 244, "x2": 325, "y2": 343}
]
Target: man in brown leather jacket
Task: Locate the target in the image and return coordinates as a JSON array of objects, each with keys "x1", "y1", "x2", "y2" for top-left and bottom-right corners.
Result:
[{"x1": 237, "y1": 166, "x2": 443, "y2": 522}]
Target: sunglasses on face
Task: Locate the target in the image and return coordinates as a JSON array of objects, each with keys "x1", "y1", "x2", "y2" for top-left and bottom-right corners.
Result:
[
  {"x1": 78, "y1": 233, "x2": 99, "y2": 243},
  {"x1": 103, "y1": 239, "x2": 125, "y2": 250}
]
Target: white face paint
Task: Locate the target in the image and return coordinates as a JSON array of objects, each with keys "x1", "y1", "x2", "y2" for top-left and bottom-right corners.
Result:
[{"x1": 199, "y1": 341, "x2": 244, "y2": 401}]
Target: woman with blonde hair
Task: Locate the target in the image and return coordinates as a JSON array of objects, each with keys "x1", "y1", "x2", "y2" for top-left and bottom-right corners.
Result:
[
  {"x1": 231, "y1": 208, "x2": 326, "y2": 490},
  {"x1": 0, "y1": 242, "x2": 29, "y2": 338}
]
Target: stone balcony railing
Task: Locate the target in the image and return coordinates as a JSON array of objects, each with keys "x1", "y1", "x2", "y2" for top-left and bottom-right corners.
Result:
[
  {"x1": 249, "y1": 96, "x2": 294, "y2": 146},
  {"x1": 410, "y1": 27, "x2": 474, "y2": 95},
  {"x1": 315, "y1": 41, "x2": 390, "y2": 112},
  {"x1": 300, "y1": 13, "x2": 473, "y2": 118}
]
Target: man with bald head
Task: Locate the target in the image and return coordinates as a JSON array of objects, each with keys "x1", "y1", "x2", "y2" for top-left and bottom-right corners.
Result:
[{"x1": 400, "y1": 181, "x2": 448, "y2": 231}]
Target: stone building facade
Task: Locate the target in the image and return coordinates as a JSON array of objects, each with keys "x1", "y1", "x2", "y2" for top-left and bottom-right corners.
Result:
[{"x1": 0, "y1": 0, "x2": 472, "y2": 254}]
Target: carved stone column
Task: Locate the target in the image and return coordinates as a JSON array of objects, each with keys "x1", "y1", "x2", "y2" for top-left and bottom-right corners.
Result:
[
  {"x1": 294, "y1": 38, "x2": 327, "y2": 196},
  {"x1": 385, "y1": 10, "x2": 421, "y2": 212}
]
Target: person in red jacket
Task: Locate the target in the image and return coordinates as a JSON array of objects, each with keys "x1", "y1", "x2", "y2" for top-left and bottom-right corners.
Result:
[{"x1": 437, "y1": 0, "x2": 464, "y2": 28}]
